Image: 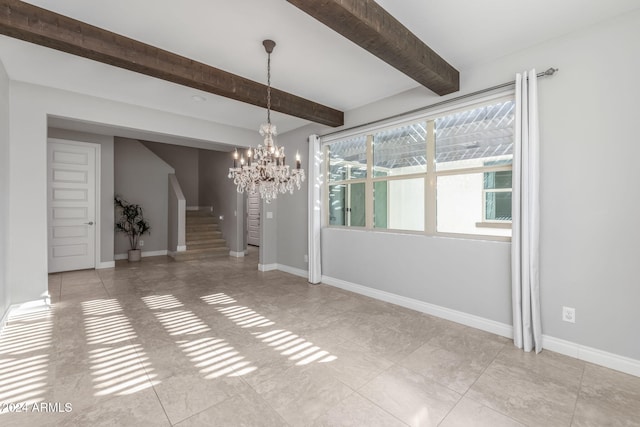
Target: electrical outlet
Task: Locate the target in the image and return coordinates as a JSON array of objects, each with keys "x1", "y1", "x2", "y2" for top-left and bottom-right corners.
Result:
[
  {"x1": 139, "y1": 240, "x2": 144, "y2": 247},
  {"x1": 562, "y1": 306, "x2": 575, "y2": 323}
]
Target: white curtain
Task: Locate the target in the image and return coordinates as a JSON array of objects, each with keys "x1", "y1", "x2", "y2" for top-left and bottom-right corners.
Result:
[
  {"x1": 512, "y1": 70, "x2": 542, "y2": 353},
  {"x1": 307, "y1": 134, "x2": 322, "y2": 284}
]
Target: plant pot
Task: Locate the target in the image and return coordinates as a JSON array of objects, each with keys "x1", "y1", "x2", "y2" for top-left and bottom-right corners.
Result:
[{"x1": 128, "y1": 249, "x2": 142, "y2": 262}]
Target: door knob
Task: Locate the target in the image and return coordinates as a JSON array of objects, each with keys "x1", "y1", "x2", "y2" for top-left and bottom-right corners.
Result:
[{"x1": 84, "y1": 221, "x2": 94, "y2": 225}]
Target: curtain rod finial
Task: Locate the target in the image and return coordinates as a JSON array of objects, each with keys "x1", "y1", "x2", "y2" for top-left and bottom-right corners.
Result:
[{"x1": 544, "y1": 67, "x2": 558, "y2": 76}]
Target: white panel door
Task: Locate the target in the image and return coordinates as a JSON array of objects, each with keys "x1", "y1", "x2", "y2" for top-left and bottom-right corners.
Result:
[
  {"x1": 47, "y1": 141, "x2": 97, "y2": 273},
  {"x1": 247, "y1": 192, "x2": 260, "y2": 246}
]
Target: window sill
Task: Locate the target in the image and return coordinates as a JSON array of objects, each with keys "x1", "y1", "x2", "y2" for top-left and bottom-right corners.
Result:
[
  {"x1": 324, "y1": 225, "x2": 511, "y2": 242},
  {"x1": 475, "y1": 221, "x2": 512, "y2": 229}
]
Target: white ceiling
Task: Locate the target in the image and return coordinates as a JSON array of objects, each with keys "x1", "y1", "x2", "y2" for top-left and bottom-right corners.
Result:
[{"x1": 1, "y1": 0, "x2": 638, "y2": 137}]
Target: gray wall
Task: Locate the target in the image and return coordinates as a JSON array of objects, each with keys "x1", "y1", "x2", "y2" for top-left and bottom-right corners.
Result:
[
  {"x1": 260, "y1": 201, "x2": 277, "y2": 266},
  {"x1": 142, "y1": 141, "x2": 200, "y2": 207},
  {"x1": 114, "y1": 138, "x2": 174, "y2": 255},
  {"x1": 198, "y1": 149, "x2": 245, "y2": 253},
  {"x1": 0, "y1": 59, "x2": 10, "y2": 322},
  {"x1": 277, "y1": 11, "x2": 640, "y2": 361},
  {"x1": 533, "y1": 11, "x2": 639, "y2": 361},
  {"x1": 48, "y1": 128, "x2": 115, "y2": 264},
  {"x1": 275, "y1": 124, "x2": 324, "y2": 270}
]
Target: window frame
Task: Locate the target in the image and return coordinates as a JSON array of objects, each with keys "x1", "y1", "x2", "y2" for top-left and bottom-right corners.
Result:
[
  {"x1": 322, "y1": 93, "x2": 514, "y2": 242},
  {"x1": 481, "y1": 169, "x2": 513, "y2": 225}
]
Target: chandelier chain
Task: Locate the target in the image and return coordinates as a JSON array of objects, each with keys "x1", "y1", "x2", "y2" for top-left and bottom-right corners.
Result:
[{"x1": 266, "y1": 51, "x2": 271, "y2": 125}]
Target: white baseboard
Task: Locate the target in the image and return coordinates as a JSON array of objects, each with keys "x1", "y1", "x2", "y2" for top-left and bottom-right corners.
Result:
[
  {"x1": 114, "y1": 250, "x2": 168, "y2": 260},
  {"x1": 321, "y1": 274, "x2": 640, "y2": 378},
  {"x1": 96, "y1": 261, "x2": 115, "y2": 269},
  {"x1": 260, "y1": 263, "x2": 308, "y2": 276},
  {"x1": 322, "y1": 275, "x2": 513, "y2": 339},
  {"x1": 258, "y1": 263, "x2": 278, "y2": 272},
  {"x1": 0, "y1": 303, "x2": 13, "y2": 336},
  {"x1": 229, "y1": 251, "x2": 245, "y2": 258},
  {"x1": 168, "y1": 247, "x2": 188, "y2": 258},
  {"x1": 543, "y1": 335, "x2": 640, "y2": 377},
  {"x1": 277, "y1": 264, "x2": 309, "y2": 279},
  {"x1": 2, "y1": 299, "x2": 51, "y2": 335}
]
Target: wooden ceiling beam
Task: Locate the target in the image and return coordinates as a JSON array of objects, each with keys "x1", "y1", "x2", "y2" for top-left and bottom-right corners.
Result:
[
  {"x1": 286, "y1": 0, "x2": 459, "y2": 96},
  {"x1": 0, "y1": 0, "x2": 344, "y2": 127}
]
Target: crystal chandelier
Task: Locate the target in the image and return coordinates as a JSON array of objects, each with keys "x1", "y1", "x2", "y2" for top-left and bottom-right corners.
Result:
[{"x1": 228, "y1": 40, "x2": 305, "y2": 203}]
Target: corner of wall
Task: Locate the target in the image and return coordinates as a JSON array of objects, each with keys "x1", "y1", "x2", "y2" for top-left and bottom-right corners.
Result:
[
  {"x1": 114, "y1": 138, "x2": 175, "y2": 254},
  {"x1": 0, "y1": 57, "x2": 12, "y2": 323}
]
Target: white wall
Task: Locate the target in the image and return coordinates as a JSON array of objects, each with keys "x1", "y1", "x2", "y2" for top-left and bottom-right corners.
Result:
[
  {"x1": 168, "y1": 174, "x2": 186, "y2": 254},
  {"x1": 279, "y1": 10, "x2": 640, "y2": 362},
  {"x1": 0, "y1": 59, "x2": 10, "y2": 323},
  {"x1": 114, "y1": 138, "x2": 174, "y2": 255},
  {"x1": 6, "y1": 82, "x2": 254, "y2": 304},
  {"x1": 48, "y1": 128, "x2": 115, "y2": 265},
  {"x1": 142, "y1": 141, "x2": 200, "y2": 207}
]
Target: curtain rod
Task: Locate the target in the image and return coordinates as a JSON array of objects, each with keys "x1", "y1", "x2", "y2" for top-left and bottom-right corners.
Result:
[{"x1": 321, "y1": 67, "x2": 558, "y2": 138}]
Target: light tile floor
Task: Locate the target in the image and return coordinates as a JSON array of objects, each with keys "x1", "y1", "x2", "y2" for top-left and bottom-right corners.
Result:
[{"x1": 1, "y1": 250, "x2": 639, "y2": 426}]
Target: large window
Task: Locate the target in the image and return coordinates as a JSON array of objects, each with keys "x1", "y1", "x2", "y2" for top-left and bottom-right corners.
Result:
[
  {"x1": 324, "y1": 97, "x2": 514, "y2": 239},
  {"x1": 328, "y1": 136, "x2": 367, "y2": 226}
]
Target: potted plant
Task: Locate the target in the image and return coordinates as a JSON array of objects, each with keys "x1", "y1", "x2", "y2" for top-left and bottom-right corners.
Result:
[{"x1": 115, "y1": 196, "x2": 151, "y2": 262}]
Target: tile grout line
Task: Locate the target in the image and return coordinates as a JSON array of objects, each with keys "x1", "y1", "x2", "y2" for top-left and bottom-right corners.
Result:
[
  {"x1": 437, "y1": 341, "x2": 525, "y2": 426},
  {"x1": 569, "y1": 362, "x2": 587, "y2": 426},
  {"x1": 354, "y1": 387, "x2": 411, "y2": 426},
  {"x1": 132, "y1": 286, "x2": 285, "y2": 426},
  {"x1": 458, "y1": 340, "x2": 507, "y2": 398},
  {"x1": 100, "y1": 271, "x2": 174, "y2": 427},
  {"x1": 58, "y1": 274, "x2": 145, "y2": 422},
  {"x1": 352, "y1": 356, "x2": 420, "y2": 426},
  {"x1": 236, "y1": 375, "x2": 295, "y2": 427},
  {"x1": 199, "y1": 289, "x2": 298, "y2": 427}
]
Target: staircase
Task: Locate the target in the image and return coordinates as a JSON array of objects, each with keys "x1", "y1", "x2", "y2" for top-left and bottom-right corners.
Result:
[{"x1": 174, "y1": 210, "x2": 229, "y2": 261}]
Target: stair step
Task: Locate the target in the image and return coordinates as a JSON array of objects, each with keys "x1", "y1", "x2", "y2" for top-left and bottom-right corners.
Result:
[
  {"x1": 186, "y1": 210, "x2": 213, "y2": 217},
  {"x1": 181, "y1": 209, "x2": 228, "y2": 261},
  {"x1": 186, "y1": 217, "x2": 218, "y2": 225},
  {"x1": 186, "y1": 224, "x2": 220, "y2": 232},
  {"x1": 173, "y1": 247, "x2": 229, "y2": 261},
  {"x1": 186, "y1": 231, "x2": 223, "y2": 241},
  {"x1": 187, "y1": 239, "x2": 227, "y2": 249}
]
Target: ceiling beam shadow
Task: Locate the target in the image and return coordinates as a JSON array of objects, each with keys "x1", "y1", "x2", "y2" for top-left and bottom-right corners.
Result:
[
  {"x1": 286, "y1": 0, "x2": 459, "y2": 96},
  {"x1": 0, "y1": 0, "x2": 344, "y2": 127}
]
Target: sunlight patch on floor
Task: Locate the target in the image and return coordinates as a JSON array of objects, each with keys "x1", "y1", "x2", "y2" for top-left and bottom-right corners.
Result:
[
  {"x1": 82, "y1": 299, "x2": 158, "y2": 396},
  {"x1": 143, "y1": 294, "x2": 257, "y2": 379},
  {"x1": 0, "y1": 309, "x2": 52, "y2": 412},
  {"x1": 201, "y1": 293, "x2": 338, "y2": 366}
]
